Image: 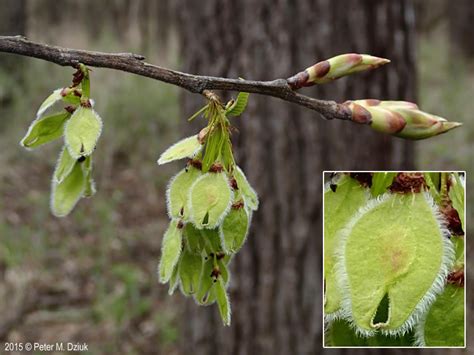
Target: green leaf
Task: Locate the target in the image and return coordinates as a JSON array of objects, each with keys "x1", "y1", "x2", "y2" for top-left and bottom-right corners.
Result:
[
  {"x1": 202, "y1": 126, "x2": 224, "y2": 172},
  {"x1": 423, "y1": 173, "x2": 441, "y2": 203},
  {"x1": 62, "y1": 93, "x2": 81, "y2": 105},
  {"x1": 50, "y1": 161, "x2": 85, "y2": 217},
  {"x1": 37, "y1": 88, "x2": 63, "y2": 117},
  {"x1": 233, "y1": 166, "x2": 258, "y2": 211},
  {"x1": 158, "y1": 135, "x2": 203, "y2": 165},
  {"x1": 226, "y1": 92, "x2": 249, "y2": 117},
  {"x1": 452, "y1": 236, "x2": 464, "y2": 264},
  {"x1": 416, "y1": 284, "x2": 464, "y2": 346},
  {"x1": 215, "y1": 277, "x2": 231, "y2": 326},
  {"x1": 64, "y1": 107, "x2": 103, "y2": 159},
  {"x1": 187, "y1": 104, "x2": 208, "y2": 122},
  {"x1": 324, "y1": 175, "x2": 368, "y2": 317},
  {"x1": 158, "y1": 220, "x2": 183, "y2": 283},
  {"x1": 220, "y1": 135, "x2": 235, "y2": 171},
  {"x1": 429, "y1": 172, "x2": 440, "y2": 192},
  {"x1": 189, "y1": 172, "x2": 233, "y2": 229},
  {"x1": 20, "y1": 112, "x2": 70, "y2": 149},
  {"x1": 370, "y1": 172, "x2": 396, "y2": 197},
  {"x1": 449, "y1": 173, "x2": 465, "y2": 230},
  {"x1": 53, "y1": 146, "x2": 76, "y2": 184},
  {"x1": 179, "y1": 250, "x2": 203, "y2": 296},
  {"x1": 167, "y1": 166, "x2": 202, "y2": 219},
  {"x1": 337, "y1": 192, "x2": 454, "y2": 336},
  {"x1": 219, "y1": 206, "x2": 249, "y2": 253}
]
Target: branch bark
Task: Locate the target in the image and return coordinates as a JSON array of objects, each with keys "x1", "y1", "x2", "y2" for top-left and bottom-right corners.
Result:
[{"x1": 0, "y1": 35, "x2": 351, "y2": 121}]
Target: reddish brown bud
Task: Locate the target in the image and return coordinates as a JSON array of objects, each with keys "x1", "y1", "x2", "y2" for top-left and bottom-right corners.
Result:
[
  {"x1": 287, "y1": 70, "x2": 310, "y2": 90},
  {"x1": 440, "y1": 202, "x2": 464, "y2": 236},
  {"x1": 232, "y1": 200, "x2": 245, "y2": 209},
  {"x1": 209, "y1": 163, "x2": 224, "y2": 173},
  {"x1": 64, "y1": 105, "x2": 76, "y2": 114},
  {"x1": 230, "y1": 177, "x2": 239, "y2": 190},
  {"x1": 72, "y1": 68, "x2": 84, "y2": 86},
  {"x1": 447, "y1": 268, "x2": 464, "y2": 287},
  {"x1": 80, "y1": 99, "x2": 92, "y2": 108},
  {"x1": 198, "y1": 126, "x2": 210, "y2": 144},
  {"x1": 210, "y1": 266, "x2": 220, "y2": 280},
  {"x1": 349, "y1": 173, "x2": 373, "y2": 187},
  {"x1": 389, "y1": 173, "x2": 426, "y2": 193},
  {"x1": 313, "y1": 60, "x2": 331, "y2": 78},
  {"x1": 349, "y1": 103, "x2": 372, "y2": 124},
  {"x1": 293, "y1": 53, "x2": 390, "y2": 86},
  {"x1": 188, "y1": 159, "x2": 203, "y2": 170},
  {"x1": 348, "y1": 99, "x2": 461, "y2": 139},
  {"x1": 380, "y1": 110, "x2": 406, "y2": 133},
  {"x1": 363, "y1": 99, "x2": 381, "y2": 106}
]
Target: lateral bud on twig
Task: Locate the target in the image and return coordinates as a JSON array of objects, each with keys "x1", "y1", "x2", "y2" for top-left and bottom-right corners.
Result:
[
  {"x1": 287, "y1": 53, "x2": 390, "y2": 89},
  {"x1": 343, "y1": 99, "x2": 462, "y2": 140}
]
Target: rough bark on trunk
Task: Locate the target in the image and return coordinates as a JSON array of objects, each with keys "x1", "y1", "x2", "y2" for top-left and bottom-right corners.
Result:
[
  {"x1": 0, "y1": 0, "x2": 26, "y2": 126},
  {"x1": 448, "y1": 0, "x2": 474, "y2": 58},
  {"x1": 0, "y1": 0, "x2": 27, "y2": 36},
  {"x1": 174, "y1": 1, "x2": 424, "y2": 354}
]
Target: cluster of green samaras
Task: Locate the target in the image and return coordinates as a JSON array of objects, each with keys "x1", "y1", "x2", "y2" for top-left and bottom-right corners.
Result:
[
  {"x1": 20, "y1": 64, "x2": 102, "y2": 217},
  {"x1": 156, "y1": 92, "x2": 258, "y2": 326},
  {"x1": 324, "y1": 172, "x2": 465, "y2": 347}
]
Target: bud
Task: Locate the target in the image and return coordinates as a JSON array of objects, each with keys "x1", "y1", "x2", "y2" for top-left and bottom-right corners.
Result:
[
  {"x1": 198, "y1": 126, "x2": 210, "y2": 144},
  {"x1": 344, "y1": 100, "x2": 462, "y2": 140},
  {"x1": 287, "y1": 53, "x2": 390, "y2": 89}
]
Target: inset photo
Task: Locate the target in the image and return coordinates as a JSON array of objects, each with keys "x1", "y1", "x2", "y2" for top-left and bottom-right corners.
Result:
[{"x1": 323, "y1": 172, "x2": 465, "y2": 348}]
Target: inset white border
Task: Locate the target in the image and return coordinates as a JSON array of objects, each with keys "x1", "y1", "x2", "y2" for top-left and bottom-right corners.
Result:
[{"x1": 321, "y1": 170, "x2": 467, "y2": 349}]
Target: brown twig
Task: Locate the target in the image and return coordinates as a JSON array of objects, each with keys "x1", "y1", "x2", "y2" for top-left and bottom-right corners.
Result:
[{"x1": 0, "y1": 35, "x2": 351, "y2": 121}]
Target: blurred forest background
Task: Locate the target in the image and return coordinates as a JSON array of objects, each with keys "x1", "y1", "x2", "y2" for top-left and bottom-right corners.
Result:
[{"x1": 0, "y1": 0, "x2": 472, "y2": 354}]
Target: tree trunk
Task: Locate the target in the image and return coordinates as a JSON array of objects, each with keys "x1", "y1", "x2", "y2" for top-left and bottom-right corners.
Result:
[
  {"x1": 0, "y1": 0, "x2": 26, "y2": 127},
  {"x1": 0, "y1": 0, "x2": 26, "y2": 36},
  {"x1": 448, "y1": 0, "x2": 474, "y2": 58},
  {"x1": 175, "y1": 1, "x2": 420, "y2": 354}
]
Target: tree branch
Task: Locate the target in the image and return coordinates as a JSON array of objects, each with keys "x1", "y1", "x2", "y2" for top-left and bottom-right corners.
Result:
[{"x1": 0, "y1": 35, "x2": 351, "y2": 121}]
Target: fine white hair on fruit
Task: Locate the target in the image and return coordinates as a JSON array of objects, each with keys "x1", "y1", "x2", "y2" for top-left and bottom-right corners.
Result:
[
  {"x1": 157, "y1": 135, "x2": 203, "y2": 165},
  {"x1": 165, "y1": 168, "x2": 186, "y2": 219},
  {"x1": 324, "y1": 308, "x2": 346, "y2": 326}
]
